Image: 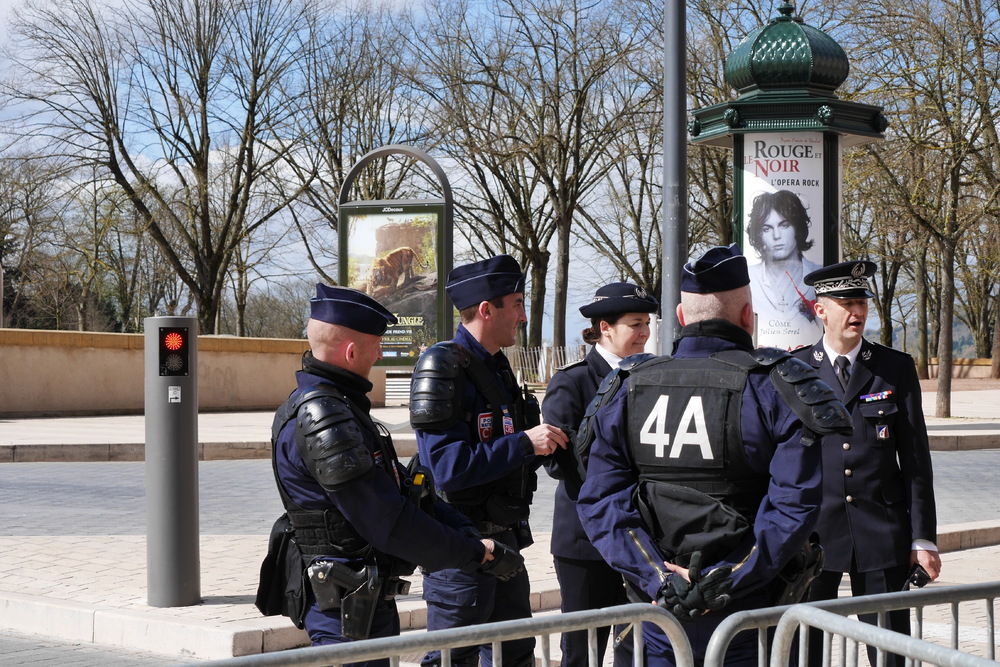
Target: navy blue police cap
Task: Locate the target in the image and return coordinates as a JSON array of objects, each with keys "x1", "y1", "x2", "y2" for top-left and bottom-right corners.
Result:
[
  {"x1": 446, "y1": 254, "x2": 526, "y2": 310},
  {"x1": 310, "y1": 284, "x2": 398, "y2": 336},
  {"x1": 804, "y1": 260, "x2": 876, "y2": 299},
  {"x1": 579, "y1": 282, "x2": 659, "y2": 319},
  {"x1": 680, "y1": 244, "x2": 750, "y2": 294}
]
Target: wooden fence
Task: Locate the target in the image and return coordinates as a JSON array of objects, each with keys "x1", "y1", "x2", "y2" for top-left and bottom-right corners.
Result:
[{"x1": 505, "y1": 344, "x2": 588, "y2": 385}]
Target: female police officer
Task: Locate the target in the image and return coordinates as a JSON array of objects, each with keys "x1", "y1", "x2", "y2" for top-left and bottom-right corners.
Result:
[{"x1": 541, "y1": 282, "x2": 658, "y2": 667}]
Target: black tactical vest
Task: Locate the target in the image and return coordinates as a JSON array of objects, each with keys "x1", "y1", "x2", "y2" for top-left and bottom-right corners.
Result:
[
  {"x1": 625, "y1": 351, "x2": 768, "y2": 565},
  {"x1": 271, "y1": 386, "x2": 401, "y2": 560},
  {"x1": 411, "y1": 342, "x2": 541, "y2": 533}
]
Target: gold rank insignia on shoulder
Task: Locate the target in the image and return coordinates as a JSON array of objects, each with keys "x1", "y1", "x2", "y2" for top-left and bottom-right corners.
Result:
[
  {"x1": 861, "y1": 390, "x2": 892, "y2": 402},
  {"x1": 813, "y1": 350, "x2": 824, "y2": 362}
]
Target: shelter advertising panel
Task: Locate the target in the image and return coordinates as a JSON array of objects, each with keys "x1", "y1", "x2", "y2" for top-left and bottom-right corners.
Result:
[
  {"x1": 742, "y1": 132, "x2": 826, "y2": 350},
  {"x1": 340, "y1": 202, "x2": 443, "y2": 364}
]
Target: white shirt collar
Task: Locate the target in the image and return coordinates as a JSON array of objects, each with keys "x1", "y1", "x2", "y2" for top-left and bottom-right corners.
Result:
[
  {"x1": 595, "y1": 342, "x2": 624, "y2": 368},
  {"x1": 823, "y1": 338, "x2": 862, "y2": 368}
]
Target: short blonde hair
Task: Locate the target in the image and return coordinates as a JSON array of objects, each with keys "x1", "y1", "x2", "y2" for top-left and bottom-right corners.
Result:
[
  {"x1": 307, "y1": 318, "x2": 352, "y2": 358},
  {"x1": 680, "y1": 285, "x2": 751, "y2": 325}
]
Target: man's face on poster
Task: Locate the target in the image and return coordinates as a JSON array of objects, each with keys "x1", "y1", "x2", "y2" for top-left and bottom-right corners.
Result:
[{"x1": 761, "y1": 209, "x2": 797, "y2": 262}]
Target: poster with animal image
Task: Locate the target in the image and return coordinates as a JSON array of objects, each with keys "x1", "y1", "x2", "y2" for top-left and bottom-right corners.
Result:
[
  {"x1": 742, "y1": 131, "x2": 829, "y2": 350},
  {"x1": 342, "y1": 203, "x2": 441, "y2": 361}
]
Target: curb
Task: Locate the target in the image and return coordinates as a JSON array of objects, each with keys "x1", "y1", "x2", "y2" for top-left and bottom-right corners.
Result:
[
  {"x1": 0, "y1": 431, "x2": 991, "y2": 463},
  {"x1": 0, "y1": 522, "x2": 997, "y2": 659},
  {"x1": 937, "y1": 521, "x2": 1000, "y2": 553},
  {"x1": 925, "y1": 433, "x2": 1000, "y2": 451},
  {"x1": 0, "y1": 436, "x2": 419, "y2": 463},
  {"x1": 0, "y1": 559, "x2": 562, "y2": 660}
]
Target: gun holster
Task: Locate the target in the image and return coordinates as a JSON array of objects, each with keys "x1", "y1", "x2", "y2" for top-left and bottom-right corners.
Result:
[
  {"x1": 307, "y1": 560, "x2": 363, "y2": 612},
  {"x1": 306, "y1": 559, "x2": 382, "y2": 639},
  {"x1": 771, "y1": 534, "x2": 825, "y2": 606},
  {"x1": 340, "y1": 563, "x2": 382, "y2": 640}
]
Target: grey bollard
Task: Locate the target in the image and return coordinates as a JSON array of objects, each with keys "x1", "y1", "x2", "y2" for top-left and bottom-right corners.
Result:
[{"x1": 144, "y1": 316, "x2": 200, "y2": 607}]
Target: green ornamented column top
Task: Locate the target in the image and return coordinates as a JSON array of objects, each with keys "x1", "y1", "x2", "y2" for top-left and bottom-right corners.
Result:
[{"x1": 724, "y1": 1, "x2": 849, "y2": 99}]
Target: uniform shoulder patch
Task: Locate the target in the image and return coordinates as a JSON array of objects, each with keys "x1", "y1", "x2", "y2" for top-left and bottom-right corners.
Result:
[{"x1": 556, "y1": 357, "x2": 588, "y2": 372}]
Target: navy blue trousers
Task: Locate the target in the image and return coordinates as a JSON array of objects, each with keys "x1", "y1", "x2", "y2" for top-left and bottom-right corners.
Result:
[
  {"x1": 807, "y1": 564, "x2": 911, "y2": 667},
  {"x1": 639, "y1": 591, "x2": 770, "y2": 667},
  {"x1": 553, "y1": 555, "x2": 633, "y2": 667},
  {"x1": 304, "y1": 597, "x2": 400, "y2": 667},
  {"x1": 421, "y1": 555, "x2": 534, "y2": 667}
]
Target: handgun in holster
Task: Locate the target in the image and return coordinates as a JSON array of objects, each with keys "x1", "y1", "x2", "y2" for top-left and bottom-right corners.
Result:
[
  {"x1": 307, "y1": 560, "x2": 382, "y2": 640},
  {"x1": 771, "y1": 534, "x2": 825, "y2": 606}
]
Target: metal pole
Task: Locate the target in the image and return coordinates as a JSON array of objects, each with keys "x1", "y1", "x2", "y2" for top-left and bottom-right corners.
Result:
[
  {"x1": 144, "y1": 316, "x2": 200, "y2": 607},
  {"x1": 661, "y1": 1, "x2": 688, "y2": 351}
]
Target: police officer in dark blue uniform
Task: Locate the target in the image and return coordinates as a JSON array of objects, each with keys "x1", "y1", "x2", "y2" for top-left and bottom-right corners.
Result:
[
  {"x1": 409, "y1": 255, "x2": 569, "y2": 667},
  {"x1": 577, "y1": 245, "x2": 851, "y2": 666},
  {"x1": 268, "y1": 285, "x2": 524, "y2": 666},
  {"x1": 542, "y1": 282, "x2": 658, "y2": 667},
  {"x1": 795, "y1": 261, "x2": 939, "y2": 667}
]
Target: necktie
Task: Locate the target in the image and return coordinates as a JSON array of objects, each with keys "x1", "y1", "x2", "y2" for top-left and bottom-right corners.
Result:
[{"x1": 835, "y1": 356, "x2": 851, "y2": 391}]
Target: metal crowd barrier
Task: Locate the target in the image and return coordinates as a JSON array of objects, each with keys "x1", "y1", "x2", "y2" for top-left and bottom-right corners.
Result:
[
  {"x1": 704, "y1": 581, "x2": 1000, "y2": 666},
  {"x1": 771, "y1": 605, "x2": 997, "y2": 666},
  {"x1": 196, "y1": 603, "x2": 692, "y2": 667}
]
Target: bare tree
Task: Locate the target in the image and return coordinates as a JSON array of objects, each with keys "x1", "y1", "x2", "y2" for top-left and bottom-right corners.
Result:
[
  {"x1": 410, "y1": 0, "x2": 644, "y2": 347},
  {"x1": 685, "y1": 0, "x2": 768, "y2": 248},
  {"x1": 219, "y1": 277, "x2": 313, "y2": 339},
  {"x1": 847, "y1": 0, "x2": 1000, "y2": 416},
  {"x1": 0, "y1": 154, "x2": 64, "y2": 328},
  {"x1": 278, "y1": 3, "x2": 436, "y2": 284},
  {"x1": 3, "y1": 0, "x2": 318, "y2": 332},
  {"x1": 571, "y1": 72, "x2": 661, "y2": 296},
  {"x1": 840, "y1": 148, "x2": 921, "y2": 348},
  {"x1": 955, "y1": 215, "x2": 999, "y2": 357}
]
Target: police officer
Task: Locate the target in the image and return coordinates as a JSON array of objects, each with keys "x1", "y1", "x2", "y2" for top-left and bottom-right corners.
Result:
[
  {"x1": 542, "y1": 282, "x2": 658, "y2": 667},
  {"x1": 577, "y1": 245, "x2": 850, "y2": 666},
  {"x1": 795, "y1": 261, "x2": 940, "y2": 667},
  {"x1": 409, "y1": 255, "x2": 569, "y2": 667},
  {"x1": 268, "y1": 284, "x2": 523, "y2": 665}
]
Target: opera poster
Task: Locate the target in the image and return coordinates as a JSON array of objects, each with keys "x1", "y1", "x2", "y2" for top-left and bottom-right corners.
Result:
[
  {"x1": 742, "y1": 132, "x2": 827, "y2": 350},
  {"x1": 341, "y1": 203, "x2": 441, "y2": 363}
]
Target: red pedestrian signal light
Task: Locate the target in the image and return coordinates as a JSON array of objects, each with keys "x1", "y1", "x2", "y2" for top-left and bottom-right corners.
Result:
[
  {"x1": 159, "y1": 327, "x2": 189, "y2": 376},
  {"x1": 164, "y1": 331, "x2": 184, "y2": 351}
]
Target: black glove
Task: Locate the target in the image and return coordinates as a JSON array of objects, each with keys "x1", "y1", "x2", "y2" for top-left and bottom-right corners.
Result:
[
  {"x1": 479, "y1": 540, "x2": 525, "y2": 582},
  {"x1": 656, "y1": 551, "x2": 733, "y2": 622}
]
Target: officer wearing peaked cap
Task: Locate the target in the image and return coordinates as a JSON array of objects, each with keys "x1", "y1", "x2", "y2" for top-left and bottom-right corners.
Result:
[
  {"x1": 794, "y1": 261, "x2": 940, "y2": 667},
  {"x1": 409, "y1": 255, "x2": 569, "y2": 667},
  {"x1": 577, "y1": 244, "x2": 851, "y2": 666},
  {"x1": 542, "y1": 281, "x2": 658, "y2": 667},
  {"x1": 259, "y1": 285, "x2": 524, "y2": 665}
]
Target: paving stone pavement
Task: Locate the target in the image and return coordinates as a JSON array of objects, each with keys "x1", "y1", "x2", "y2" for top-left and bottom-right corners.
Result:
[{"x1": 0, "y1": 390, "x2": 999, "y2": 664}]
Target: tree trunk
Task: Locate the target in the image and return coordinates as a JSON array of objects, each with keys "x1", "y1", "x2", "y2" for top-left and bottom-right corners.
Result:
[
  {"x1": 552, "y1": 218, "x2": 571, "y2": 348},
  {"x1": 915, "y1": 241, "x2": 929, "y2": 379},
  {"x1": 934, "y1": 239, "x2": 955, "y2": 418},
  {"x1": 526, "y1": 253, "x2": 548, "y2": 348}
]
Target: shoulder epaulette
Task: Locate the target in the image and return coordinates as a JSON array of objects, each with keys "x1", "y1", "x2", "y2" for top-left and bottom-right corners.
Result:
[{"x1": 556, "y1": 357, "x2": 588, "y2": 372}]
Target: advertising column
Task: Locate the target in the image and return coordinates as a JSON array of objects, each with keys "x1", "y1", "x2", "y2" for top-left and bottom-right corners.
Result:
[
  {"x1": 742, "y1": 131, "x2": 836, "y2": 350},
  {"x1": 341, "y1": 202, "x2": 443, "y2": 362}
]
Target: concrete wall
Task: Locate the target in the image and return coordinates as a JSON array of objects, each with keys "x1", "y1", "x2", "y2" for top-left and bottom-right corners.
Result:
[
  {"x1": 1, "y1": 328, "x2": 992, "y2": 416},
  {"x1": 0, "y1": 329, "x2": 389, "y2": 417},
  {"x1": 926, "y1": 357, "x2": 992, "y2": 379}
]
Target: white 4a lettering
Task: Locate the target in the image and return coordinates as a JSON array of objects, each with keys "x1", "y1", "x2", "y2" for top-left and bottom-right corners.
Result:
[{"x1": 639, "y1": 394, "x2": 712, "y2": 459}]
